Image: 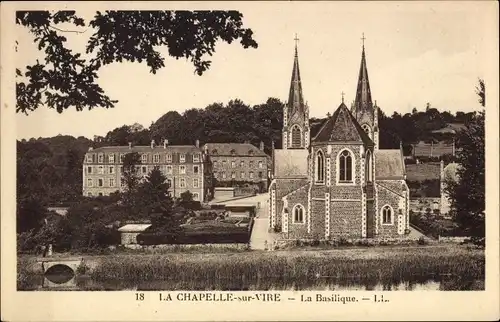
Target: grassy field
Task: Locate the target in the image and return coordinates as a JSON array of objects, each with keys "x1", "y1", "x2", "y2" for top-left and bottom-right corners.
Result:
[
  {"x1": 406, "y1": 163, "x2": 441, "y2": 181},
  {"x1": 18, "y1": 244, "x2": 484, "y2": 291}
]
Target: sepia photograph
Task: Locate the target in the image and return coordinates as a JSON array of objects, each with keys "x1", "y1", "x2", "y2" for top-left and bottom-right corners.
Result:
[{"x1": 2, "y1": 1, "x2": 499, "y2": 321}]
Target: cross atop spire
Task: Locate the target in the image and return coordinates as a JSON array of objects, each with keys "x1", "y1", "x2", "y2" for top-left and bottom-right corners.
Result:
[
  {"x1": 294, "y1": 33, "x2": 300, "y2": 57},
  {"x1": 361, "y1": 33, "x2": 366, "y2": 49},
  {"x1": 341, "y1": 91, "x2": 345, "y2": 103}
]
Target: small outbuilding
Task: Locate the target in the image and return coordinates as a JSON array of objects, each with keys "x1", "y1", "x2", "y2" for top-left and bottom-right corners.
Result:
[{"x1": 117, "y1": 224, "x2": 152, "y2": 245}]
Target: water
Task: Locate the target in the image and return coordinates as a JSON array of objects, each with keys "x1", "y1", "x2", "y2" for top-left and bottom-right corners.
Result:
[{"x1": 22, "y1": 274, "x2": 484, "y2": 291}]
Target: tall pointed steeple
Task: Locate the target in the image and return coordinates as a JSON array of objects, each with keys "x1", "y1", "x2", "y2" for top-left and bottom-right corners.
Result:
[
  {"x1": 354, "y1": 34, "x2": 373, "y2": 117},
  {"x1": 352, "y1": 33, "x2": 379, "y2": 150},
  {"x1": 282, "y1": 34, "x2": 310, "y2": 150},
  {"x1": 288, "y1": 38, "x2": 304, "y2": 115}
]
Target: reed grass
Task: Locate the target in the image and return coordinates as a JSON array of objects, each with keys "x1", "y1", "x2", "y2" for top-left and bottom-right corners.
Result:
[{"x1": 89, "y1": 245, "x2": 484, "y2": 290}]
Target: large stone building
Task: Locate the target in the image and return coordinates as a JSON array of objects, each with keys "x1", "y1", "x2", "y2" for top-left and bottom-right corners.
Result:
[
  {"x1": 269, "y1": 40, "x2": 410, "y2": 239},
  {"x1": 82, "y1": 139, "x2": 211, "y2": 201},
  {"x1": 203, "y1": 143, "x2": 269, "y2": 190}
]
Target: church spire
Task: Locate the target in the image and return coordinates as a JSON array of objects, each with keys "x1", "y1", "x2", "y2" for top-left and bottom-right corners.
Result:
[
  {"x1": 354, "y1": 33, "x2": 373, "y2": 116},
  {"x1": 288, "y1": 34, "x2": 304, "y2": 115}
]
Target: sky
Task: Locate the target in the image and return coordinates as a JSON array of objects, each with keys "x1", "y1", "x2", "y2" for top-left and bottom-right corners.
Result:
[{"x1": 13, "y1": 1, "x2": 496, "y2": 140}]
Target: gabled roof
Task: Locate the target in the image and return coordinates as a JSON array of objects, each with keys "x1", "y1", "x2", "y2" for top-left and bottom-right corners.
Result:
[
  {"x1": 273, "y1": 149, "x2": 309, "y2": 178},
  {"x1": 275, "y1": 178, "x2": 309, "y2": 199},
  {"x1": 203, "y1": 143, "x2": 267, "y2": 157},
  {"x1": 118, "y1": 224, "x2": 151, "y2": 232},
  {"x1": 375, "y1": 149, "x2": 405, "y2": 179},
  {"x1": 312, "y1": 102, "x2": 373, "y2": 145},
  {"x1": 89, "y1": 145, "x2": 201, "y2": 154}
]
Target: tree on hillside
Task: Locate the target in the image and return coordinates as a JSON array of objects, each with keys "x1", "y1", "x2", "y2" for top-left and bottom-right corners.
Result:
[
  {"x1": 137, "y1": 167, "x2": 172, "y2": 215},
  {"x1": 150, "y1": 111, "x2": 184, "y2": 145},
  {"x1": 476, "y1": 78, "x2": 485, "y2": 107},
  {"x1": 137, "y1": 167, "x2": 181, "y2": 239},
  {"x1": 446, "y1": 79, "x2": 485, "y2": 241},
  {"x1": 121, "y1": 152, "x2": 142, "y2": 213},
  {"x1": 16, "y1": 197, "x2": 47, "y2": 234},
  {"x1": 16, "y1": 10, "x2": 258, "y2": 114}
]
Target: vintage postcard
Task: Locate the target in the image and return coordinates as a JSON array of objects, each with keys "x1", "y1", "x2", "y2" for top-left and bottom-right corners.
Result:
[{"x1": 1, "y1": 1, "x2": 499, "y2": 321}]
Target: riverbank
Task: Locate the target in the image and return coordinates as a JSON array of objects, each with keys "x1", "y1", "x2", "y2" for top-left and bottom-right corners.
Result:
[{"x1": 18, "y1": 244, "x2": 484, "y2": 291}]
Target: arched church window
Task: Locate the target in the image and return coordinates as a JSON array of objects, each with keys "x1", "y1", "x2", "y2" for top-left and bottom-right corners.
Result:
[
  {"x1": 293, "y1": 204, "x2": 305, "y2": 223},
  {"x1": 381, "y1": 205, "x2": 393, "y2": 225},
  {"x1": 291, "y1": 125, "x2": 302, "y2": 148},
  {"x1": 366, "y1": 150, "x2": 373, "y2": 183},
  {"x1": 315, "y1": 150, "x2": 325, "y2": 184},
  {"x1": 339, "y1": 150, "x2": 353, "y2": 182}
]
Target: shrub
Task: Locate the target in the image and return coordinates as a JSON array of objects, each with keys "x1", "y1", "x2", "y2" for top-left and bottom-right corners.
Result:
[
  {"x1": 418, "y1": 236, "x2": 428, "y2": 245},
  {"x1": 471, "y1": 236, "x2": 485, "y2": 248},
  {"x1": 17, "y1": 230, "x2": 38, "y2": 253}
]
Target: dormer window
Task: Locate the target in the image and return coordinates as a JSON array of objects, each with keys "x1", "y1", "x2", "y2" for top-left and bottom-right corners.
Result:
[
  {"x1": 108, "y1": 154, "x2": 115, "y2": 163},
  {"x1": 86, "y1": 154, "x2": 93, "y2": 163},
  {"x1": 230, "y1": 149, "x2": 236, "y2": 156},
  {"x1": 180, "y1": 154, "x2": 186, "y2": 163},
  {"x1": 153, "y1": 154, "x2": 160, "y2": 163},
  {"x1": 98, "y1": 153, "x2": 104, "y2": 163},
  {"x1": 166, "y1": 154, "x2": 172, "y2": 163},
  {"x1": 193, "y1": 154, "x2": 200, "y2": 162},
  {"x1": 212, "y1": 149, "x2": 218, "y2": 155},
  {"x1": 141, "y1": 154, "x2": 148, "y2": 163},
  {"x1": 248, "y1": 150, "x2": 254, "y2": 156}
]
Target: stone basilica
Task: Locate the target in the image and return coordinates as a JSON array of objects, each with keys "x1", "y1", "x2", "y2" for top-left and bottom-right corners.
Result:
[{"x1": 269, "y1": 39, "x2": 410, "y2": 239}]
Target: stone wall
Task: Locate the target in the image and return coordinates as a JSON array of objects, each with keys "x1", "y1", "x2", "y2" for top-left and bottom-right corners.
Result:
[
  {"x1": 377, "y1": 183, "x2": 403, "y2": 237},
  {"x1": 123, "y1": 243, "x2": 249, "y2": 251}
]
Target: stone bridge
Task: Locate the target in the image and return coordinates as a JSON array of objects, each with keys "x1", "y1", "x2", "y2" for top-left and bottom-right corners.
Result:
[
  {"x1": 39, "y1": 258, "x2": 84, "y2": 289},
  {"x1": 40, "y1": 257, "x2": 84, "y2": 273}
]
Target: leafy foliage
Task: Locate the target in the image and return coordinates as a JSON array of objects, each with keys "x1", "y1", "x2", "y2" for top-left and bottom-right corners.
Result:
[
  {"x1": 445, "y1": 80, "x2": 485, "y2": 238},
  {"x1": 16, "y1": 10, "x2": 258, "y2": 114}
]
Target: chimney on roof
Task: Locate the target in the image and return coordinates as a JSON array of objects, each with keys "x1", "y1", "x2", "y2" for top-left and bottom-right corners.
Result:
[
  {"x1": 195, "y1": 139, "x2": 200, "y2": 148},
  {"x1": 151, "y1": 139, "x2": 155, "y2": 149},
  {"x1": 260, "y1": 141, "x2": 264, "y2": 151},
  {"x1": 163, "y1": 139, "x2": 168, "y2": 148},
  {"x1": 128, "y1": 142, "x2": 132, "y2": 149}
]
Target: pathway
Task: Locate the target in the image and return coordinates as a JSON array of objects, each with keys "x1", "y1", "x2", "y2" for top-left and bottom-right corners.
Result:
[{"x1": 209, "y1": 193, "x2": 276, "y2": 250}]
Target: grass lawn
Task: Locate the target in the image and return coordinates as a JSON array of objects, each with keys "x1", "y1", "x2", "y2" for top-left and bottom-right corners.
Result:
[{"x1": 406, "y1": 163, "x2": 441, "y2": 181}]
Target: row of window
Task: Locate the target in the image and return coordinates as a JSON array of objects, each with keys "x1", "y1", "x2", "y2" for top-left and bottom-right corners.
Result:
[
  {"x1": 288, "y1": 204, "x2": 394, "y2": 225},
  {"x1": 86, "y1": 191, "x2": 201, "y2": 200},
  {"x1": 86, "y1": 152, "x2": 201, "y2": 164},
  {"x1": 211, "y1": 149, "x2": 256, "y2": 156},
  {"x1": 314, "y1": 149, "x2": 373, "y2": 184},
  {"x1": 212, "y1": 160, "x2": 265, "y2": 169},
  {"x1": 86, "y1": 177, "x2": 201, "y2": 189},
  {"x1": 214, "y1": 171, "x2": 264, "y2": 180},
  {"x1": 87, "y1": 165, "x2": 201, "y2": 175}
]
